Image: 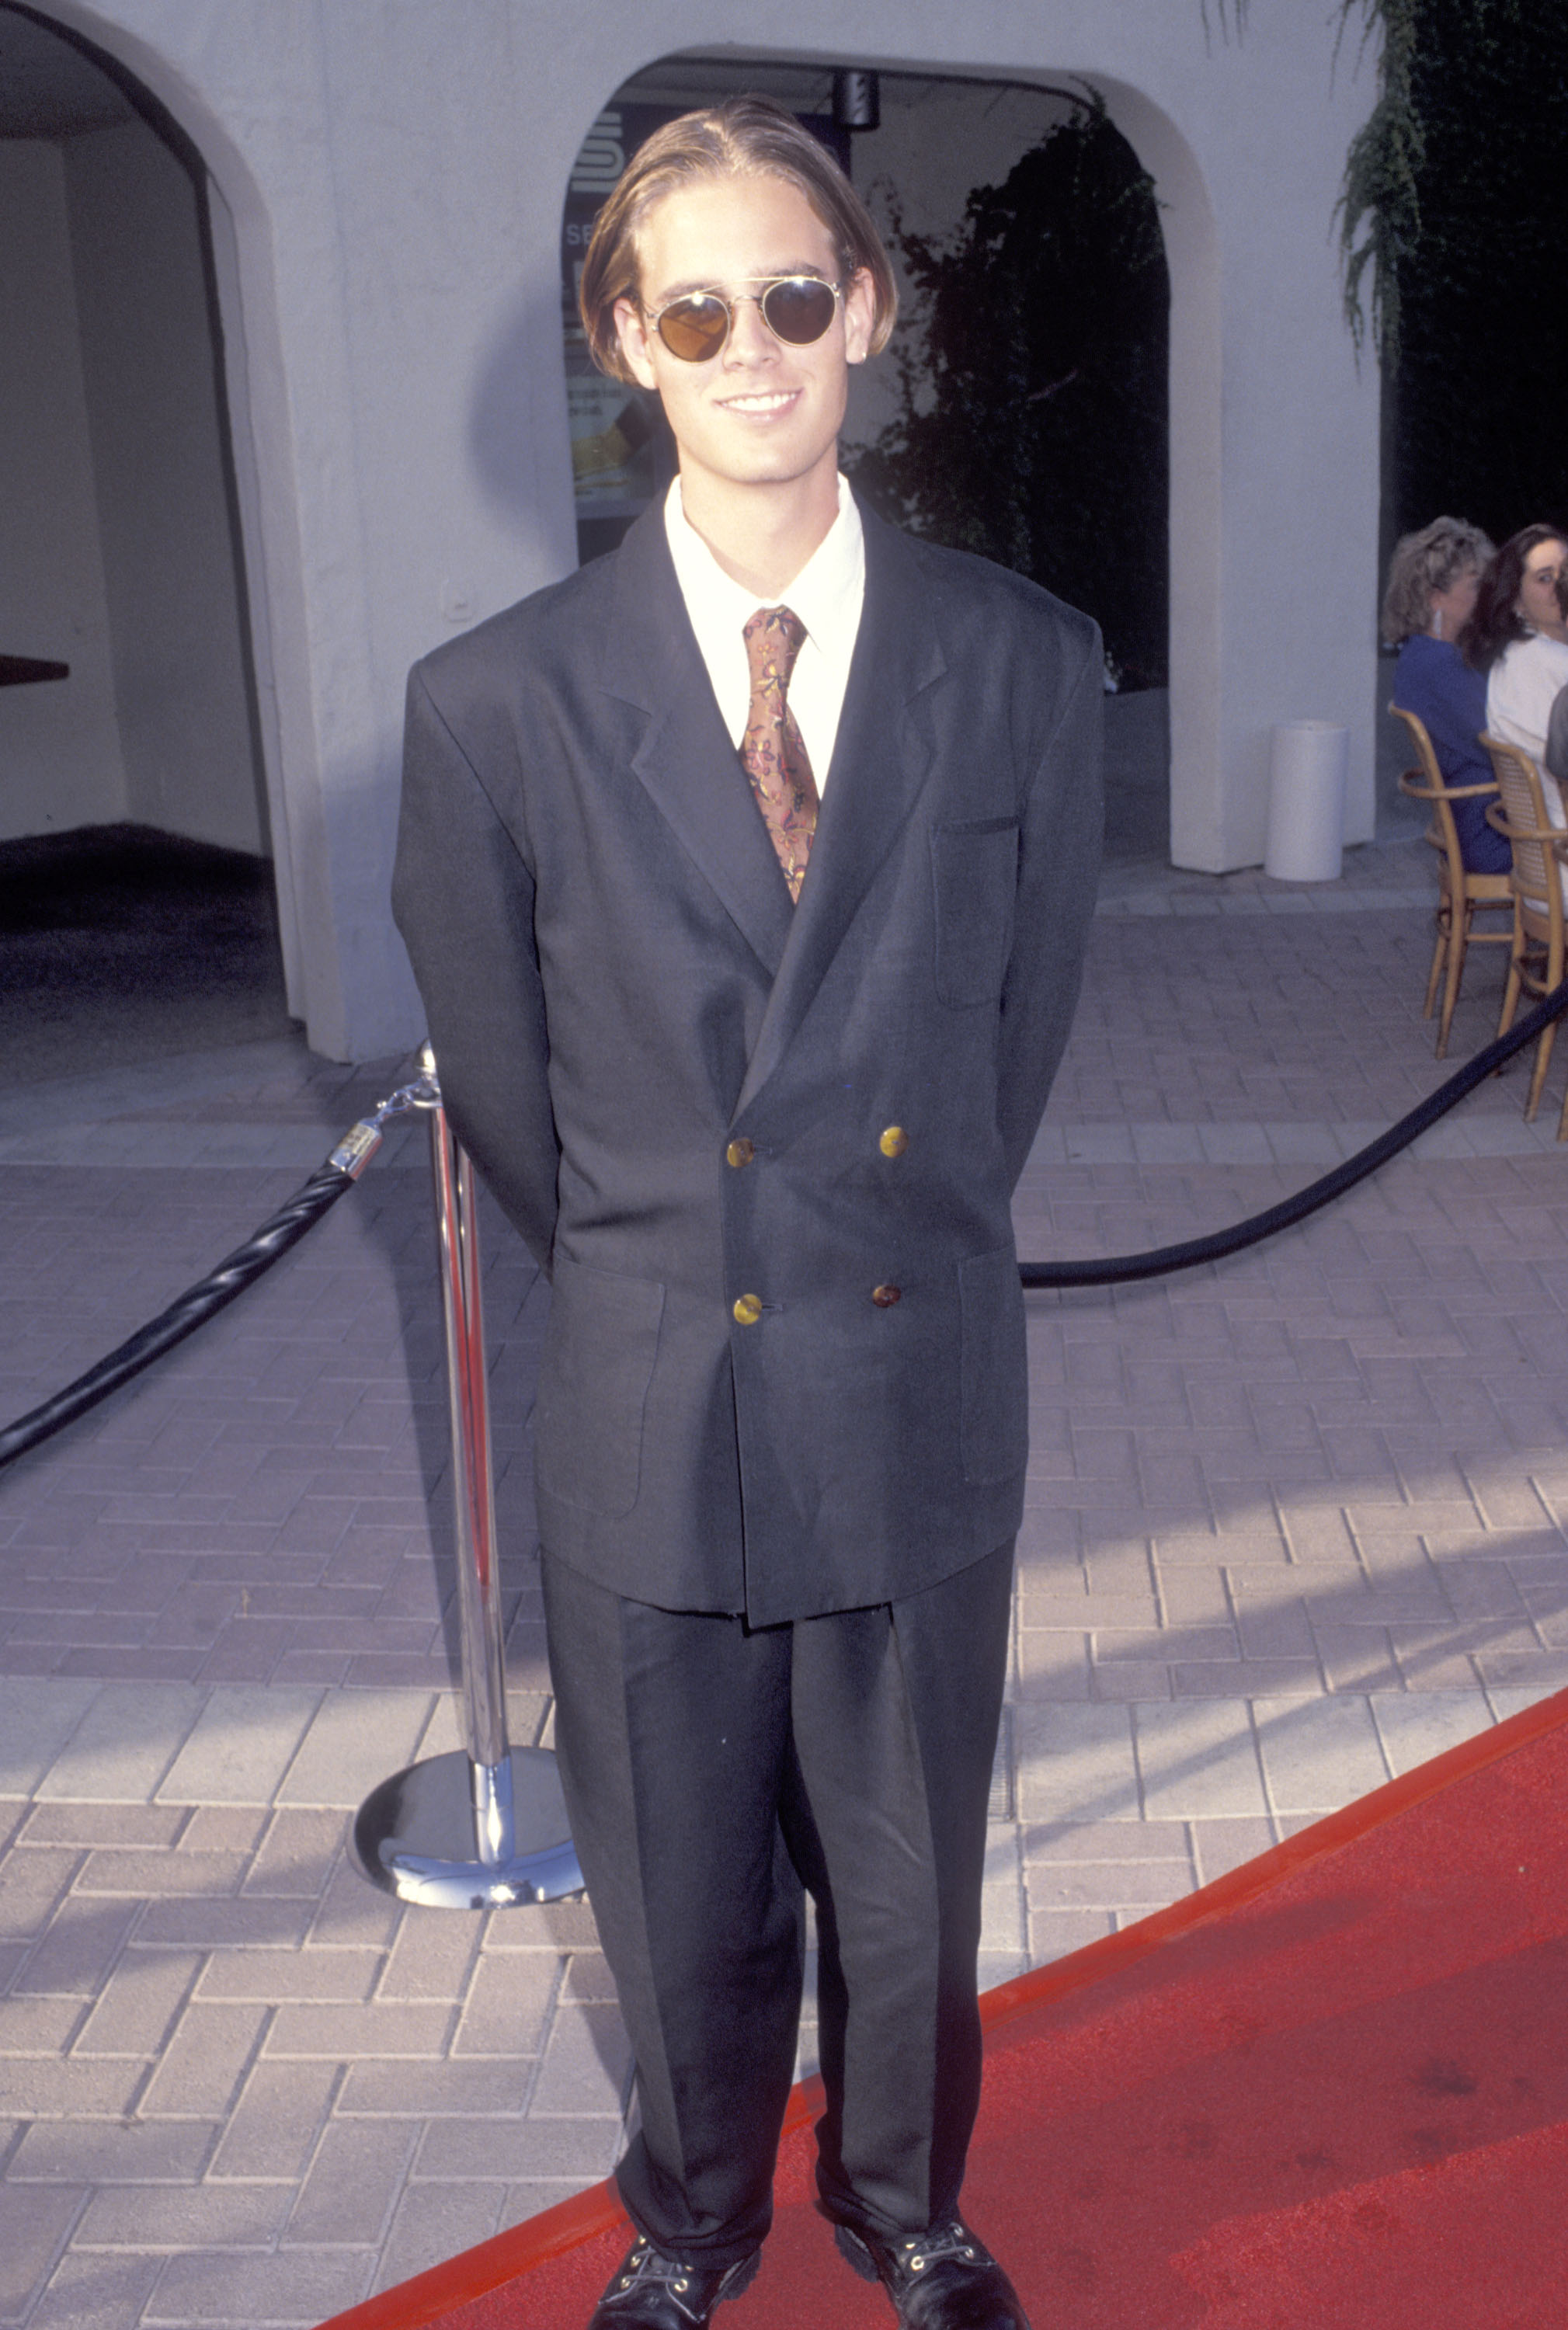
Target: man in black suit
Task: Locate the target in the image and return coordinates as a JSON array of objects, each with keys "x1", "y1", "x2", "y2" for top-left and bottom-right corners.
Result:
[{"x1": 393, "y1": 97, "x2": 1101, "y2": 2330}]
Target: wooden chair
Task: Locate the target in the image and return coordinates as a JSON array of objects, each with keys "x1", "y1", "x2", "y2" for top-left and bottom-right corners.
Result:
[
  {"x1": 1389, "y1": 703, "x2": 1511, "y2": 1056},
  {"x1": 1479, "y1": 731, "x2": 1568, "y2": 1135}
]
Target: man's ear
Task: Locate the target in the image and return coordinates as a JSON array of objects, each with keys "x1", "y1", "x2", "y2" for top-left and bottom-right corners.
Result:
[
  {"x1": 613, "y1": 297, "x2": 659, "y2": 392},
  {"x1": 843, "y1": 267, "x2": 876, "y2": 367}
]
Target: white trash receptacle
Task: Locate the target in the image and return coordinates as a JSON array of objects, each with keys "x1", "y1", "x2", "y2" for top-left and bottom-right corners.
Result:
[{"x1": 1265, "y1": 722, "x2": 1347, "y2": 883}]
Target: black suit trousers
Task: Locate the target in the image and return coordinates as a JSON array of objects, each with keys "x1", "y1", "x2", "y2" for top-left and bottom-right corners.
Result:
[{"x1": 540, "y1": 1541, "x2": 1014, "y2": 2266}]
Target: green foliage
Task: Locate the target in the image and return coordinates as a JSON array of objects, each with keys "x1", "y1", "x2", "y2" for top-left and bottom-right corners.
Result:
[
  {"x1": 1335, "y1": 0, "x2": 1424, "y2": 367},
  {"x1": 1341, "y1": 0, "x2": 1568, "y2": 538},
  {"x1": 844, "y1": 92, "x2": 1170, "y2": 688}
]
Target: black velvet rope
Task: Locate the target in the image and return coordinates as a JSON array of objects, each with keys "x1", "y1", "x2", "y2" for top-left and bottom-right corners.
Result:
[
  {"x1": 0, "y1": 1163, "x2": 354, "y2": 1470},
  {"x1": 1020, "y1": 979, "x2": 1568, "y2": 1290},
  {"x1": 2, "y1": 983, "x2": 1565, "y2": 1469}
]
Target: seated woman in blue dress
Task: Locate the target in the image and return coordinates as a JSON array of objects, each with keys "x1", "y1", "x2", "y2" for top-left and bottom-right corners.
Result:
[{"x1": 1384, "y1": 515, "x2": 1506, "y2": 872}]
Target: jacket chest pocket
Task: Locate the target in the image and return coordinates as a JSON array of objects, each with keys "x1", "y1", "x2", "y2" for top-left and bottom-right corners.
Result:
[
  {"x1": 535, "y1": 1254, "x2": 665, "y2": 1518},
  {"x1": 930, "y1": 818, "x2": 1020, "y2": 1007}
]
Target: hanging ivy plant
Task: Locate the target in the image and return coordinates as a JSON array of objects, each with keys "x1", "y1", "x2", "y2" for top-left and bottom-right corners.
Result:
[
  {"x1": 1205, "y1": 0, "x2": 1420, "y2": 369},
  {"x1": 1333, "y1": 0, "x2": 1424, "y2": 369}
]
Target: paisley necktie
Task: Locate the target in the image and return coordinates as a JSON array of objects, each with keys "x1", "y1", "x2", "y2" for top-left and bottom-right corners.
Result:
[{"x1": 740, "y1": 606, "x2": 818, "y2": 902}]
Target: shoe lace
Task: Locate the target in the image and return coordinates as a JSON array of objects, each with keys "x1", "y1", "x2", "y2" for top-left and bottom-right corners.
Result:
[
  {"x1": 603, "y1": 2239, "x2": 713, "y2": 2309},
  {"x1": 895, "y1": 2221, "x2": 985, "y2": 2275}
]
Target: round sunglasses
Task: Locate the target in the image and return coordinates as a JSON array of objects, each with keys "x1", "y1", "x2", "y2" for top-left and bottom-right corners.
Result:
[{"x1": 643, "y1": 274, "x2": 844, "y2": 363}]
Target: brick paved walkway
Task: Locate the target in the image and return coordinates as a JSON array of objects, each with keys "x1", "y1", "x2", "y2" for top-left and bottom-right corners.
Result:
[{"x1": 3, "y1": 836, "x2": 1567, "y2": 2326}]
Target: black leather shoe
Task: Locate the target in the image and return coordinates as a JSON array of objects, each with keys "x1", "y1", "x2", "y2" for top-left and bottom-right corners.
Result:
[
  {"x1": 586, "y1": 2234, "x2": 761, "y2": 2327},
  {"x1": 833, "y1": 2217, "x2": 1031, "y2": 2330}
]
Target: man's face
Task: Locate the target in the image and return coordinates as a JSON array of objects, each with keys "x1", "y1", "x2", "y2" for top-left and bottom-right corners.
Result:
[{"x1": 613, "y1": 172, "x2": 874, "y2": 508}]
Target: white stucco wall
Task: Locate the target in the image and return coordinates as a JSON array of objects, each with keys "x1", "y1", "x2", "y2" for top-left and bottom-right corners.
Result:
[
  {"x1": 26, "y1": 0, "x2": 1381, "y2": 1061},
  {"x1": 0, "y1": 137, "x2": 127, "y2": 840},
  {"x1": 65, "y1": 117, "x2": 266, "y2": 856}
]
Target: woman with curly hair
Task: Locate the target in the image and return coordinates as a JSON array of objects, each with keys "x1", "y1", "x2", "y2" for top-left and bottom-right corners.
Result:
[{"x1": 1384, "y1": 516, "x2": 1500, "y2": 870}]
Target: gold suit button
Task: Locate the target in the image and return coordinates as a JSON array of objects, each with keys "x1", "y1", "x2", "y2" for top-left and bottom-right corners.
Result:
[
  {"x1": 726, "y1": 1138, "x2": 756, "y2": 1169},
  {"x1": 871, "y1": 1284, "x2": 902, "y2": 1308},
  {"x1": 878, "y1": 1125, "x2": 908, "y2": 1159},
  {"x1": 732, "y1": 1292, "x2": 763, "y2": 1327}
]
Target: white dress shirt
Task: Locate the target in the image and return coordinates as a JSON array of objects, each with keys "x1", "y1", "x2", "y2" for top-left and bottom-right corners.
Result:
[
  {"x1": 1487, "y1": 630, "x2": 1568, "y2": 895},
  {"x1": 1487, "y1": 632, "x2": 1568, "y2": 777},
  {"x1": 662, "y1": 474, "x2": 864, "y2": 795}
]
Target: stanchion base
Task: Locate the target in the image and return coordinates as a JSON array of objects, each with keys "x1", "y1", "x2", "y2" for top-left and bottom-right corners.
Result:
[{"x1": 351, "y1": 1748, "x2": 584, "y2": 1907}]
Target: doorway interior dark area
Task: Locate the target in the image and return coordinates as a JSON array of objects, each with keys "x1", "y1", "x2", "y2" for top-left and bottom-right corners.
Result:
[
  {"x1": 562, "y1": 56, "x2": 1171, "y2": 861},
  {"x1": 0, "y1": 826, "x2": 292, "y2": 1084},
  {"x1": 2, "y1": 4, "x2": 283, "y2": 1069}
]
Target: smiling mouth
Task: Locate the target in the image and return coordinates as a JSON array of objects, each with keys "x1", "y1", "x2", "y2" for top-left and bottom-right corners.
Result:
[{"x1": 718, "y1": 389, "x2": 799, "y2": 415}]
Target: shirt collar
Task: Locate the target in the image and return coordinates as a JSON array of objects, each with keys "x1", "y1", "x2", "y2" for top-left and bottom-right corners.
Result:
[{"x1": 663, "y1": 472, "x2": 864, "y2": 649}]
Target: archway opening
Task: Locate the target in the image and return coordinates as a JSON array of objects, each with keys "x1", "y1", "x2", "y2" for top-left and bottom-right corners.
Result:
[
  {"x1": 558, "y1": 54, "x2": 1170, "y2": 864},
  {"x1": 0, "y1": 2, "x2": 287, "y2": 1084}
]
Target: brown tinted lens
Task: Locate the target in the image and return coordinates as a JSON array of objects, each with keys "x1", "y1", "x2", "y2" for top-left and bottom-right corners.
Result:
[
  {"x1": 760, "y1": 277, "x2": 837, "y2": 345},
  {"x1": 656, "y1": 294, "x2": 729, "y2": 361}
]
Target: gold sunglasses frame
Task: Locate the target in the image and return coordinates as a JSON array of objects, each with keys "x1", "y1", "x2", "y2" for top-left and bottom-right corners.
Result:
[{"x1": 641, "y1": 274, "x2": 845, "y2": 362}]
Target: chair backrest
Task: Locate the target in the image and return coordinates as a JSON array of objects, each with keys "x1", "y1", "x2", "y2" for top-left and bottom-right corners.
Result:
[
  {"x1": 1389, "y1": 702, "x2": 1447, "y2": 794},
  {"x1": 1389, "y1": 702, "x2": 1465, "y2": 880},
  {"x1": 1481, "y1": 732, "x2": 1561, "y2": 927}
]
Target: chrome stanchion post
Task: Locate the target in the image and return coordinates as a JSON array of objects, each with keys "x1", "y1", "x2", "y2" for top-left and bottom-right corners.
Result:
[
  {"x1": 429, "y1": 1101, "x2": 512, "y2": 1855},
  {"x1": 351, "y1": 1046, "x2": 582, "y2": 1907}
]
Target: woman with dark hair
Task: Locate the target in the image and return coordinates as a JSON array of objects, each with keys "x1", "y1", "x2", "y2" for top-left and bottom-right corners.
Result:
[
  {"x1": 1384, "y1": 516, "x2": 1502, "y2": 871},
  {"x1": 1460, "y1": 523, "x2": 1568, "y2": 788}
]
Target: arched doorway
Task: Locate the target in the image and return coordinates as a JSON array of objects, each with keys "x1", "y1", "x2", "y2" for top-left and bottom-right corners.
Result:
[
  {"x1": 558, "y1": 54, "x2": 1172, "y2": 864},
  {"x1": 0, "y1": 2, "x2": 287, "y2": 1075}
]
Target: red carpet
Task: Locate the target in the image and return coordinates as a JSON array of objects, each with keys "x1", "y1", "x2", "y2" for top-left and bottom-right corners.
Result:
[{"x1": 325, "y1": 1688, "x2": 1568, "y2": 2329}]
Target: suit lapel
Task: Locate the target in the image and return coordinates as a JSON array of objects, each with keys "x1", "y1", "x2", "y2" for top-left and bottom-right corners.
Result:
[
  {"x1": 733, "y1": 509, "x2": 946, "y2": 1119},
  {"x1": 600, "y1": 506, "x2": 794, "y2": 979}
]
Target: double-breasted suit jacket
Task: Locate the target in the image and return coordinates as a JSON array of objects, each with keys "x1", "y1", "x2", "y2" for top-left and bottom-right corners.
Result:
[{"x1": 392, "y1": 496, "x2": 1102, "y2": 1627}]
